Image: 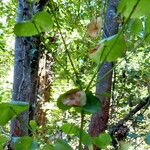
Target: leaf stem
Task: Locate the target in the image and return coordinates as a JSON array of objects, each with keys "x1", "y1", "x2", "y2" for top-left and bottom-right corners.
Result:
[
  {"x1": 91, "y1": 33, "x2": 150, "y2": 89},
  {"x1": 49, "y1": 1, "x2": 82, "y2": 89},
  {"x1": 79, "y1": 109, "x2": 84, "y2": 150},
  {"x1": 85, "y1": 0, "x2": 142, "y2": 92}
]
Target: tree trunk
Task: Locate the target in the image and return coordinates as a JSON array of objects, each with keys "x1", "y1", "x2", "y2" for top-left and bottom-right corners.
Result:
[
  {"x1": 88, "y1": 0, "x2": 120, "y2": 149},
  {"x1": 11, "y1": 0, "x2": 49, "y2": 138},
  {"x1": 36, "y1": 52, "x2": 53, "y2": 126}
]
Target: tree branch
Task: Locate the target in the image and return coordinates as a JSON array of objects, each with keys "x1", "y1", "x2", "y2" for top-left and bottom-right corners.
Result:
[
  {"x1": 38, "y1": 0, "x2": 49, "y2": 8},
  {"x1": 111, "y1": 95, "x2": 150, "y2": 129},
  {"x1": 34, "y1": 0, "x2": 50, "y2": 12},
  {"x1": 110, "y1": 95, "x2": 150, "y2": 147}
]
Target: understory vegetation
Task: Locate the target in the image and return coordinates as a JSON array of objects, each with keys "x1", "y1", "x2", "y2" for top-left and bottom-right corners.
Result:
[{"x1": 0, "y1": 0, "x2": 150, "y2": 150}]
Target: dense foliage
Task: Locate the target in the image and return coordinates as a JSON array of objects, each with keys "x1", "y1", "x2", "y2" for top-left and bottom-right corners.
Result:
[{"x1": 0, "y1": 0, "x2": 150, "y2": 149}]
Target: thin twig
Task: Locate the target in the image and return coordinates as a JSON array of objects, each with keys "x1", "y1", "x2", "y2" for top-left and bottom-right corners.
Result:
[
  {"x1": 49, "y1": 1, "x2": 82, "y2": 89},
  {"x1": 85, "y1": 0, "x2": 142, "y2": 92},
  {"x1": 79, "y1": 109, "x2": 84, "y2": 150}
]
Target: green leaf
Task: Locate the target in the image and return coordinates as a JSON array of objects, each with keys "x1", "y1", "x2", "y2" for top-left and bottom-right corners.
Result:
[
  {"x1": 89, "y1": 34, "x2": 126, "y2": 63},
  {"x1": 10, "y1": 102, "x2": 29, "y2": 114},
  {"x1": 0, "y1": 105, "x2": 15, "y2": 126},
  {"x1": 145, "y1": 17, "x2": 150, "y2": 33},
  {"x1": 83, "y1": 91, "x2": 101, "y2": 113},
  {"x1": 14, "y1": 21, "x2": 38, "y2": 36},
  {"x1": 93, "y1": 133, "x2": 112, "y2": 149},
  {"x1": 61, "y1": 123, "x2": 92, "y2": 146},
  {"x1": 14, "y1": 11, "x2": 53, "y2": 36},
  {"x1": 29, "y1": 120, "x2": 38, "y2": 131},
  {"x1": 61, "y1": 123, "x2": 78, "y2": 135},
  {"x1": 0, "y1": 102, "x2": 28, "y2": 126},
  {"x1": 58, "y1": 90, "x2": 101, "y2": 114},
  {"x1": 42, "y1": 140, "x2": 72, "y2": 150},
  {"x1": 144, "y1": 16, "x2": 150, "y2": 44},
  {"x1": 0, "y1": 134, "x2": 8, "y2": 150},
  {"x1": 42, "y1": 144, "x2": 54, "y2": 150},
  {"x1": 32, "y1": 11, "x2": 53, "y2": 33},
  {"x1": 54, "y1": 139, "x2": 73, "y2": 150},
  {"x1": 118, "y1": 0, "x2": 150, "y2": 18},
  {"x1": 145, "y1": 131, "x2": 150, "y2": 145},
  {"x1": 14, "y1": 136, "x2": 33, "y2": 150},
  {"x1": 126, "y1": 40, "x2": 134, "y2": 51},
  {"x1": 129, "y1": 18, "x2": 143, "y2": 34},
  {"x1": 14, "y1": 136, "x2": 38, "y2": 150}
]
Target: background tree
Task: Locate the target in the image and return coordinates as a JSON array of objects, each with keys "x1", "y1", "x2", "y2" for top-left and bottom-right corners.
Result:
[
  {"x1": 88, "y1": 2, "x2": 120, "y2": 149},
  {"x1": 11, "y1": 0, "x2": 50, "y2": 138}
]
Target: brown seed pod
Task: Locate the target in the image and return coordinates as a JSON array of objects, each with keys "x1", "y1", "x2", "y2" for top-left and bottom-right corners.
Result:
[{"x1": 87, "y1": 17, "x2": 102, "y2": 37}]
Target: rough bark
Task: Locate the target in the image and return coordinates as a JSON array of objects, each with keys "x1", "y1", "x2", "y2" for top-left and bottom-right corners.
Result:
[
  {"x1": 88, "y1": 0, "x2": 120, "y2": 149},
  {"x1": 11, "y1": 1, "x2": 34, "y2": 137},
  {"x1": 11, "y1": 0, "x2": 49, "y2": 138},
  {"x1": 36, "y1": 52, "x2": 53, "y2": 126}
]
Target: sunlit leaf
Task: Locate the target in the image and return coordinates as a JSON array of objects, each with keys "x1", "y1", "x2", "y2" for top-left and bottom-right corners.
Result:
[
  {"x1": 144, "y1": 16, "x2": 150, "y2": 44},
  {"x1": 0, "y1": 102, "x2": 28, "y2": 126},
  {"x1": 83, "y1": 91, "x2": 101, "y2": 113},
  {"x1": 0, "y1": 134, "x2": 8, "y2": 150},
  {"x1": 14, "y1": 21, "x2": 38, "y2": 36},
  {"x1": 118, "y1": 0, "x2": 150, "y2": 18},
  {"x1": 29, "y1": 120, "x2": 38, "y2": 131},
  {"x1": 14, "y1": 136, "x2": 32, "y2": 150},
  {"x1": 129, "y1": 18, "x2": 143, "y2": 34},
  {"x1": 93, "y1": 132, "x2": 112, "y2": 149},
  {"x1": 14, "y1": 136, "x2": 38, "y2": 150},
  {"x1": 61, "y1": 123, "x2": 92, "y2": 146},
  {"x1": 42, "y1": 140, "x2": 72, "y2": 150},
  {"x1": 42, "y1": 144, "x2": 54, "y2": 150},
  {"x1": 32, "y1": 11, "x2": 53, "y2": 33},
  {"x1": 89, "y1": 34, "x2": 126, "y2": 63},
  {"x1": 54, "y1": 139, "x2": 73, "y2": 150},
  {"x1": 10, "y1": 102, "x2": 29, "y2": 114},
  {"x1": 14, "y1": 11, "x2": 53, "y2": 36}
]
